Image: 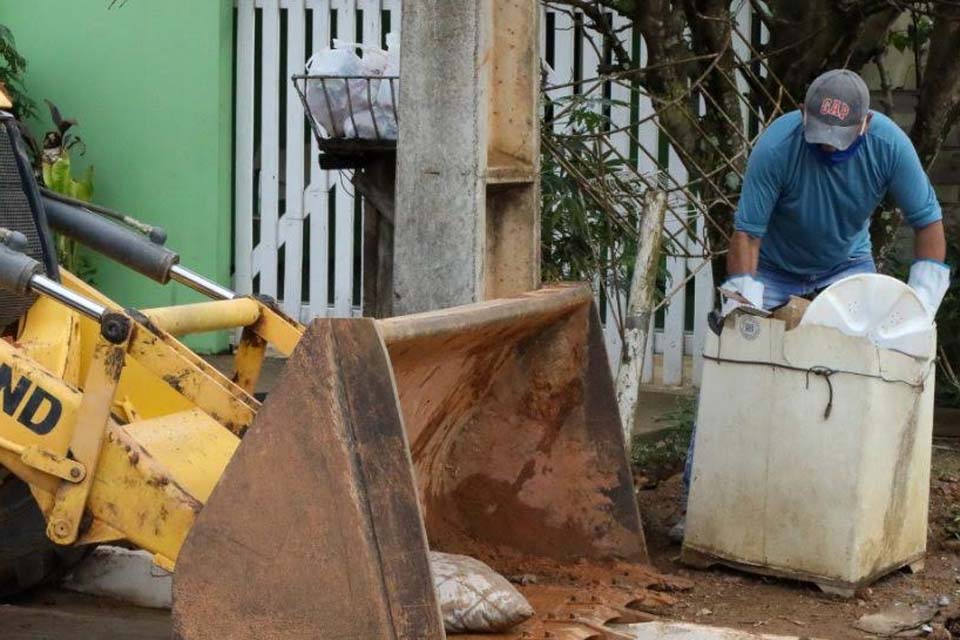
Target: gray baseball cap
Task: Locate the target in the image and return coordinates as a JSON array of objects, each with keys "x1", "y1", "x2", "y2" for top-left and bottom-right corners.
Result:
[{"x1": 803, "y1": 69, "x2": 870, "y2": 151}]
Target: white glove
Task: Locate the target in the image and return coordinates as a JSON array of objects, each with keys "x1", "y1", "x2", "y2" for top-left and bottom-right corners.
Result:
[
  {"x1": 720, "y1": 274, "x2": 765, "y2": 317},
  {"x1": 908, "y1": 259, "x2": 950, "y2": 319}
]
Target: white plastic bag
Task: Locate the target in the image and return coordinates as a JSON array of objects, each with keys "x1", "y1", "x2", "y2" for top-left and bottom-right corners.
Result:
[
  {"x1": 305, "y1": 40, "x2": 389, "y2": 138},
  {"x1": 339, "y1": 33, "x2": 399, "y2": 140},
  {"x1": 343, "y1": 107, "x2": 385, "y2": 140},
  {"x1": 334, "y1": 38, "x2": 389, "y2": 76},
  {"x1": 429, "y1": 551, "x2": 534, "y2": 633},
  {"x1": 371, "y1": 32, "x2": 400, "y2": 140},
  {"x1": 305, "y1": 47, "x2": 366, "y2": 138},
  {"x1": 374, "y1": 76, "x2": 399, "y2": 135}
]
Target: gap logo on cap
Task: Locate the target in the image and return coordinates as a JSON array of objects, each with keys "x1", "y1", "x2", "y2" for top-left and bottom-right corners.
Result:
[
  {"x1": 803, "y1": 69, "x2": 870, "y2": 151},
  {"x1": 819, "y1": 98, "x2": 850, "y2": 121}
]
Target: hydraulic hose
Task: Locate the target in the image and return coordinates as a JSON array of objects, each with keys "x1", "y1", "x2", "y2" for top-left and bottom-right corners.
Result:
[{"x1": 42, "y1": 195, "x2": 179, "y2": 284}]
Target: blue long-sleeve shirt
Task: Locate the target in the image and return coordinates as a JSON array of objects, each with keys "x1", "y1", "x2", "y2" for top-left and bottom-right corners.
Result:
[{"x1": 734, "y1": 110, "x2": 941, "y2": 275}]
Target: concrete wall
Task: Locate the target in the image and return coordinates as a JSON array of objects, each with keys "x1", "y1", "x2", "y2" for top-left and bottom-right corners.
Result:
[{"x1": 2, "y1": 0, "x2": 234, "y2": 352}]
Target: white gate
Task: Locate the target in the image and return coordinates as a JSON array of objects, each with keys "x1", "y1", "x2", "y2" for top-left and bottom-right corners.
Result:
[
  {"x1": 232, "y1": 0, "x2": 761, "y2": 387},
  {"x1": 233, "y1": 0, "x2": 400, "y2": 322}
]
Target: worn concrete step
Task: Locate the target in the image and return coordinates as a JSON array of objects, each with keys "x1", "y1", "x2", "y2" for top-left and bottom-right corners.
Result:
[{"x1": 62, "y1": 546, "x2": 171, "y2": 609}]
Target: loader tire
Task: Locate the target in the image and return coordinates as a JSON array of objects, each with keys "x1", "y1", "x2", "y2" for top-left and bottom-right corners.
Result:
[{"x1": 0, "y1": 472, "x2": 89, "y2": 598}]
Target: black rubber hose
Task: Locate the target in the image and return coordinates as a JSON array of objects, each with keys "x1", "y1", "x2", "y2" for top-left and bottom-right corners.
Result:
[
  {"x1": 40, "y1": 187, "x2": 168, "y2": 246},
  {"x1": 42, "y1": 195, "x2": 180, "y2": 284}
]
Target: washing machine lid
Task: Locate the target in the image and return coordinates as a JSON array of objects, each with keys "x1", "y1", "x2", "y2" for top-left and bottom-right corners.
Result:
[{"x1": 799, "y1": 273, "x2": 935, "y2": 358}]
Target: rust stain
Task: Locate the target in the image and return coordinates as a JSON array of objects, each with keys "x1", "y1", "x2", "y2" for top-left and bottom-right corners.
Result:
[
  {"x1": 392, "y1": 304, "x2": 643, "y2": 564},
  {"x1": 127, "y1": 308, "x2": 165, "y2": 337},
  {"x1": 104, "y1": 347, "x2": 126, "y2": 381},
  {"x1": 163, "y1": 373, "x2": 186, "y2": 394}
]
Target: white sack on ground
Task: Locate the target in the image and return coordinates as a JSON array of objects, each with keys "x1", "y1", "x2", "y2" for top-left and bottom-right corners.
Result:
[{"x1": 429, "y1": 551, "x2": 534, "y2": 633}]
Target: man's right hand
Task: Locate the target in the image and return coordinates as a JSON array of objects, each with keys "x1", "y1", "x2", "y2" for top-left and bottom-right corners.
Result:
[
  {"x1": 907, "y1": 259, "x2": 950, "y2": 319},
  {"x1": 720, "y1": 274, "x2": 765, "y2": 317}
]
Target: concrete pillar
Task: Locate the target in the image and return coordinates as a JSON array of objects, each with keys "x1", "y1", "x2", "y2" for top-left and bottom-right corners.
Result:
[{"x1": 393, "y1": 0, "x2": 540, "y2": 315}]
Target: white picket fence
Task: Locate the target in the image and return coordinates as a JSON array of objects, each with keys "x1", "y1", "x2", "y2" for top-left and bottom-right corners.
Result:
[
  {"x1": 232, "y1": 0, "x2": 761, "y2": 388},
  {"x1": 233, "y1": 0, "x2": 401, "y2": 323}
]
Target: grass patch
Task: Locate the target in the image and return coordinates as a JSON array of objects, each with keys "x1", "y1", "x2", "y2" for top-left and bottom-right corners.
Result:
[
  {"x1": 944, "y1": 504, "x2": 960, "y2": 541},
  {"x1": 630, "y1": 396, "x2": 696, "y2": 485}
]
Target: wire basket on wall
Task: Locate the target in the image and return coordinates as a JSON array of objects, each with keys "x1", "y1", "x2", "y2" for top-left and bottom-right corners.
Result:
[{"x1": 292, "y1": 74, "x2": 399, "y2": 169}]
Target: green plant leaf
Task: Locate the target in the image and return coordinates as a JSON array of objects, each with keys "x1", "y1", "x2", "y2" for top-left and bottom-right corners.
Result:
[
  {"x1": 43, "y1": 148, "x2": 96, "y2": 282},
  {"x1": 71, "y1": 165, "x2": 94, "y2": 202},
  {"x1": 888, "y1": 31, "x2": 910, "y2": 53},
  {"x1": 44, "y1": 155, "x2": 74, "y2": 194}
]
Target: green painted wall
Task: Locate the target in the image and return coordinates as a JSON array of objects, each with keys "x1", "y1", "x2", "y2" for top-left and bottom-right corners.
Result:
[{"x1": 2, "y1": 0, "x2": 234, "y2": 352}]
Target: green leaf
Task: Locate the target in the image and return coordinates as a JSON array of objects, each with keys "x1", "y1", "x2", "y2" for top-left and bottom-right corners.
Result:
[
  {"x1": 888, "y1": 31, "x2": 910, "y2": 53},
  {"x1": 44, "y1": 155, "x2": 74, "y2": 194},
  {"x1": 43, "y1": 153, "x2": 94, "y2": 202},
  {"x1": 71, "y1": 165, "x2": 94, "y2": 202}
]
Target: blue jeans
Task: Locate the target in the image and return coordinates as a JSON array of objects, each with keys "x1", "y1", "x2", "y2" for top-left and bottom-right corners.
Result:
[
  {"x1": 680, "y1": 255, "x2": 878, "y2": 506},
  {"x1": 757, "y1": 255, "x2": 877, "y2": 310}
]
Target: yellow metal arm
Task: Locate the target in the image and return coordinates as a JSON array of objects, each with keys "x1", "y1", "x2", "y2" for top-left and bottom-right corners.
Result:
[
  {"x1": 142, "y1": 298, "x2": 261, "y2": 337},
  {"x1": 0, "y1": 434, "x2": 85, "y2": 483},
  {"x1": 0, "y1": 270, "x2": 304, "y2": 570}
]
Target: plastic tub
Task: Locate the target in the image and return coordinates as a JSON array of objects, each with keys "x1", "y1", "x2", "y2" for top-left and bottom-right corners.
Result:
[{"x1": 681, "y1": 313, "x2": 936, "y2": 596}]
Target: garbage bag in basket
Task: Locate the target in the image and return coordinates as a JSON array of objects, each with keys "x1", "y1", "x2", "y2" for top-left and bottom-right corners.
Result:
[
  {"x1": 341, "y1": 33, "x2": 399, "y2": 140},
  {"x1": 305, "y1": 41, "x2": 387, "y2": 139}
]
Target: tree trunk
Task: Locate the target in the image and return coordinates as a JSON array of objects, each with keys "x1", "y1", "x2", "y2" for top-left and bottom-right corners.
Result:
[
  {"x1": 910, "y1": 4, "x2": 960, "y2": 167},
  {"x1": 616, "y1": 190, "x2": 666, "y2": 442}
]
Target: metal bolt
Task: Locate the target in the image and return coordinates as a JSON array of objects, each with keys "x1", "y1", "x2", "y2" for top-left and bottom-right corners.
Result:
[
  {"x1": 69, "y1": 467, "x2": 81, "y2": 479},
  {"x1": 100, "y1": 312, "x2": 132, "y2": 344},
  {"x1": 51, "y1": 520, "x2": 70, "y2": 539}
]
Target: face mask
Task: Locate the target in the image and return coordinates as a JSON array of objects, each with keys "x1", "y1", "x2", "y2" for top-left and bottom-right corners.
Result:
[{"x1": 808, "y1": 135, "x2": 864, "y2": 165}]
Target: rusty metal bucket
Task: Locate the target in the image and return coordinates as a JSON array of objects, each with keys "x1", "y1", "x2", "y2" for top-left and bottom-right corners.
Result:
[
  {"x1": 381, "y1": 284, "x2": 646, "y2": 566},
  {"x1": 172, "y1": 284, "x2": 644, "y2": 638}
]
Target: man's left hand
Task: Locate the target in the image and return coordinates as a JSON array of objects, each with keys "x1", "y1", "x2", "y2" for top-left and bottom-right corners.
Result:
[{"x1": 908, "y1": 259, "x2": 951, "y2": 318}]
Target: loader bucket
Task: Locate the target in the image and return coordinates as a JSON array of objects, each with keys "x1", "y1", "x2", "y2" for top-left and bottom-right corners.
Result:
[
  {"x1": 380, "y1": 283, "x2": 647, "y2": 566},
  {"x1": 172, "y1": 318, "x2": 445, "y2": 640},
  {"x1": 171, "y1": 284, "x2": 643, "y2": 638}
]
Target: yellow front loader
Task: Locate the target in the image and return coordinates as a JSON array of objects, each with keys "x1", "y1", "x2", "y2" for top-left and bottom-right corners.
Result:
[{"x1": 0, "y1": 111, "x2": 645, "y2": 638}]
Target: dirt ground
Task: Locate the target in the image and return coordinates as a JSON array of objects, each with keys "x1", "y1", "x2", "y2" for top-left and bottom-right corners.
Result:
[
  {"x1": 4, "y1": 446, "x2": 960, "y2": 640},
  {"x1": 3, "y1": 359, "x2": 957, "y2": 638},
  {"x1": 2, "y1": 590, "x2": 170, "y2": 639},
  {"x1": 637, "y1": 440, "x2": 960, "y2": 639}
]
